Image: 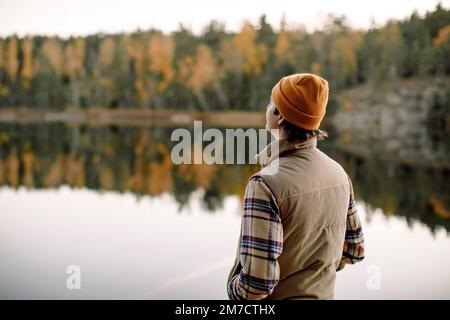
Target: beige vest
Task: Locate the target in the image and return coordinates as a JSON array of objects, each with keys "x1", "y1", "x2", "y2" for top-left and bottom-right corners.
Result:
[{"x1": 231, "y1": 137, "x2": 350, "y2": 300}]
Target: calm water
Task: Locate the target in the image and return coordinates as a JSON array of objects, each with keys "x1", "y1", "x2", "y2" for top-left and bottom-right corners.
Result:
[{"x1": 0, "y1": 122, "x2": 449, "y2": 299}]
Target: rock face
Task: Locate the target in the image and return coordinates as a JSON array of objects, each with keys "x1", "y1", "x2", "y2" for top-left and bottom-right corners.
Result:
[{"x1": 332, "y1": 77, "x2": 450, "y2": 168}]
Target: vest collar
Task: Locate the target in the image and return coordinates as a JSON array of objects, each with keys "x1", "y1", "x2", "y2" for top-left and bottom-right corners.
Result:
[{"x1": 255, "y1": 137, "x2": 317, "y2": 168}]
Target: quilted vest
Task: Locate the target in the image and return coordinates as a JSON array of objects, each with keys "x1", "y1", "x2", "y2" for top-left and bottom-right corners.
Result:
[{"x1": 240, "y1": 137, "x2": 350, "y2": 299}]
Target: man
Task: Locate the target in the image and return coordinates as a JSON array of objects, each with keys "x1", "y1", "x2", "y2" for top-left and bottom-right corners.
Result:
[{"x1": 227, "y1": 73, "x2": 365, "y2": 300}]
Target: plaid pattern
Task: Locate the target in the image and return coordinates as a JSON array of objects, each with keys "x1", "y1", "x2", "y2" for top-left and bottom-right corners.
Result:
[
  {"x1": 337, "y1": 176, "x2": 365, "y2": 271},
  {"x1": 227, "y1": 175, "x2": 365, "y2": 300},
  {"x1": 227, "y1": 176, "x2": 283, "y2": 300}
]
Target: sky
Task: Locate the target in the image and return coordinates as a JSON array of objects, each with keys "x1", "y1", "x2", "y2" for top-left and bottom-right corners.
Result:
[{"x1": 0, "y1": 0, "x2": 449, "y2": 38}]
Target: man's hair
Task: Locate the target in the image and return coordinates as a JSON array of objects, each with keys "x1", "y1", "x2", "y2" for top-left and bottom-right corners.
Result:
[{"x1": 273, "y1": 107, "x2": 328, "y2": 142}]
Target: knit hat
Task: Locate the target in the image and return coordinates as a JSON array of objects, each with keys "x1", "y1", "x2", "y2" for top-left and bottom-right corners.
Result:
[{"x1": 271, "y1": 73, "x2": 329, "y2": 130}]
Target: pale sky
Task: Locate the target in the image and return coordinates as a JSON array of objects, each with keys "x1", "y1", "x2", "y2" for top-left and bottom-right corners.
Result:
[{"x1": 0, "y1": 0, "x2": 449, "y2": 37}]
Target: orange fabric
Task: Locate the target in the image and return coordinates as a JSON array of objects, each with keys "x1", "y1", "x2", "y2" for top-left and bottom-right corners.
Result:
[{"x1": 271, "y1": 73, "x2": 329, "y2": 130}]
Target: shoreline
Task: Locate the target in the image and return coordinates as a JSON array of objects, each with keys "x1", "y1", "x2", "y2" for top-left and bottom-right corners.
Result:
[{"x1": 0, "y1": 108, "x2": 266, "y2": 128}]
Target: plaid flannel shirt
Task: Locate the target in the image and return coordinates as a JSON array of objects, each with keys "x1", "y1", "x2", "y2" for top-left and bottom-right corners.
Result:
[{"x1": 227, "y1": 175, "x2": 365, "y2": 300}]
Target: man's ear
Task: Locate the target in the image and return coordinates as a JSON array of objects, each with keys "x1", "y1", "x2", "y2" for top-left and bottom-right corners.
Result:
[{"x1": 277, "y1": 113, "x2": 284, "y2": 126}]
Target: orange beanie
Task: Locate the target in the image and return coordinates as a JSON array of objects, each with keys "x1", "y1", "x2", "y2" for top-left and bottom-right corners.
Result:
[{"x1": 271, "y1": 73, "x2": 329, "y2": 130}]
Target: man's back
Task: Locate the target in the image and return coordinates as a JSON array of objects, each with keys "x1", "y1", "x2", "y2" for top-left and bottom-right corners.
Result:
[
  {"x1": 227, "y1": 73, "x2": 364, "y2": 300},
  {"x1": 258, "y1": 138, "x2": 350, "y2": 299}
]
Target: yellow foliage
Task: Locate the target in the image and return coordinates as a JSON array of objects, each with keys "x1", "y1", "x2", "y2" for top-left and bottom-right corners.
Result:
[
  {"x1": 65, "y1": 155, "x2": 85, "y2": 187},
  {"x1": 219, "y1": 40, "x2": 243, "y2": 76},
  {"x1": 0, "y1": 39, "x2": 3, "y2": 68},
  {"x1": 6, "y1": 37, "x2": 19, "y2": 78},
  {"x1": 177, "y1": 55, "x2": 194, "y2": 83},
  {"x1": 126, "y1": 132, "x2": 151, "y2": 192},
  {"x1": 429, "y1": 195, "x2": 450, "y2": 218},
  {"x1": 127, "y1": 38, "x2": 145, "y2": 67},
  {"x1": 6, "y1": 149, "x2": 19, "y2": 187},
  {"x1": 64, "y1": 42, "x2": 84, "y2": 78},
  {"x1": 193, "y1": 163, "x2": 216, "y2": 189},
  {"x1": 44, "y1": 154, "x2": 64, "y2": 187},
  {"x1": 127, "y1": 38, "x2": 150, "y2": 105},
  {"x1": 376, "y1": 22, "x2": 400, "y2": 70},
  {"x1": 134, "y1": 131, "x2": 149, "y2": 156},
  {"x1": 0, "y1": 132, "x2": 9, "y2": 143},
  {"x1": 22, "y1": 153, "x2": 34, "y2": 187},
  {"x1": 147, "y1": 143, "x2": 173, "y2": 195},
  {"x1": 380, "y1": 22, "x2": 401, "y2": 45},
  {"x1": 128, "y1": 174, "x2": 144, "y2": 193},
  {"x1": 21, "y1": 39, "x2": 34, "y2": 89},
  {"x1": 188, "y1": 44, "x2": 217, "y2": 93},
  {"x1": 275, "y1": 32, "x2": 289, "y2": 59},
  {"x1": 148, "y1": 34, "x2": 175, "y2": 91},
  {"x1": 74, "y1": 38, "x2": 85, "y2": 64},
  {"x1": 330, "y1": 32, "x2": 362, "y2": 81},
  {"x1": 178, "y1": 163, "x2": 195, "y2": 182},
  {"x1": 99, "y1": 36, "x2": 116, "y2": 67},
  {"x1": 177, "y1": 48, "x2": 213, "y2": 92},
  {"x1": 99, "y1": 166, "x2": 114, "y2": 190},
  {"x1": 382, "y1": 197, "x2": 396, "y2": 216},
  {"x1": 0, "y1": 85, "x2": 9, "y2": 97},
  {"x1": 233, "y1": 23, "x2": 268, "y2": 75},
  {"x1": 134, "y1": 79, "x2": 148, "y2": 106},
  {"x1": 311, "y1": 62, "x2": 321, "y2": 75},
  {"x1": 42, "y1": 38, "x2": 63, "y2": 75},
  {"x1": 0, "y1": 159, "x2": 4, "y2": 183},
  {"x1": 337, "y1": 37, "x2": 356, "y2": 76},
  {"x1": 434, "y1": 24, "x2": 450, "y2": 47}
]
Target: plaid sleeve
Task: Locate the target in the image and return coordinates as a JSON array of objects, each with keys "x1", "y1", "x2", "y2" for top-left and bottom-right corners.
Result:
[
  {"x1": 337, "y1": 176, "x2": 365, "y2": 271},
  {"x1": 227, "y1": 176, "x2": 283, "y2": 300}
]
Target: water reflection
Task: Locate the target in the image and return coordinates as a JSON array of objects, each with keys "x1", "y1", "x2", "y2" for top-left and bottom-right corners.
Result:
[
  {"x1": 1, "y1": 186, "x2": 449, "y2": 299},
  {"x1": 0, "y1": 122, "x2": 448, "y2": 233},
  {"x1": 0, "y1": 186, "x2": 243, "y2": 299},
  {"x1": 0, "y1": 123, "x2": 259, "y2": 211}
]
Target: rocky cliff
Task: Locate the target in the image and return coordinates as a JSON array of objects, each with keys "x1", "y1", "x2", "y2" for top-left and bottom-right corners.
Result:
[{"x1": 332, "y1": 77, "x2": 450, "y2": 168}]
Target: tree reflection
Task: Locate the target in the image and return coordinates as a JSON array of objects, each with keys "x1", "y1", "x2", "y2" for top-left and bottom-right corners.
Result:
[{"x1": 0, "y1": 122, "x2": 448, "y2": 233}]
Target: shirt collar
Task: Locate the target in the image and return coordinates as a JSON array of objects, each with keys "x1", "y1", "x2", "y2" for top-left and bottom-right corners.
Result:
[{"x1": 255, "y1": 136, "x2": 317, "y2": 168}]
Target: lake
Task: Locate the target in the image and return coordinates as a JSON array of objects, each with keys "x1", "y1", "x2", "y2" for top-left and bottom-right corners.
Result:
[{"x1": 0, "y1": 121, "x2": 449, "y2": 299}]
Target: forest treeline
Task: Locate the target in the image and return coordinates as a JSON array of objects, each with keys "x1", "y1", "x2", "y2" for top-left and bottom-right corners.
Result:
[{"x1": 0, "y1": 4, "x2": 449, "y2": 111}]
